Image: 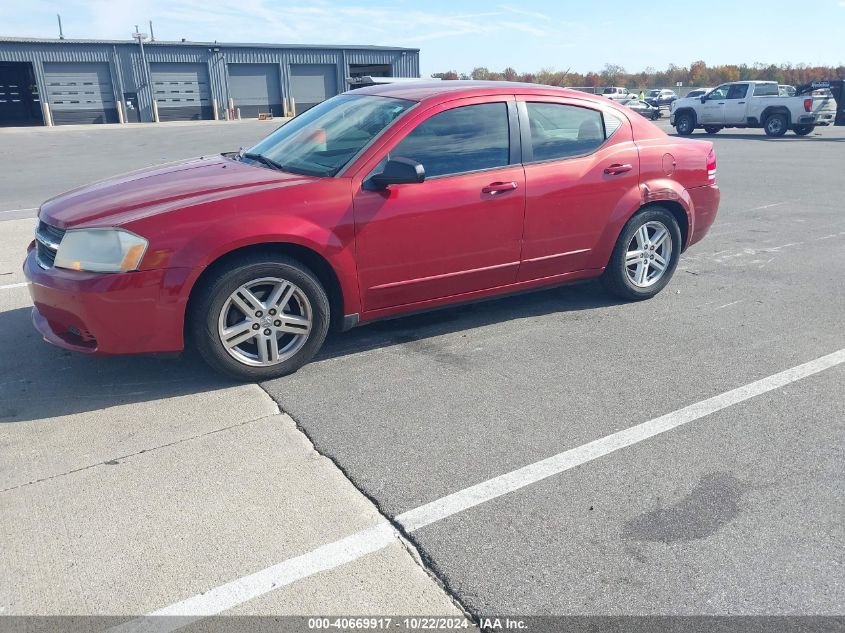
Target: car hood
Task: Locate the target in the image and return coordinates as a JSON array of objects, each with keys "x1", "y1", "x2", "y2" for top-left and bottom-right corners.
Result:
[{"x1": 39, "y1": 154, "x2": 318, "y2": 229}]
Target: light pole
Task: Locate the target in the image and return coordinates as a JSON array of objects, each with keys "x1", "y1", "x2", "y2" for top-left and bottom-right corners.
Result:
[{"x1": 132, "y1": 27, "x2": 154, "y2": 122}]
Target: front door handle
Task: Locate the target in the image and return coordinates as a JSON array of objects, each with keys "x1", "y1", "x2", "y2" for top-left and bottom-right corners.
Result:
[
  {"x1": 604, "y1": 163, "x2": 633, "y2": 175},
  {"x1": 482, "y1": 181, "x2": 518, "y2": 194}
]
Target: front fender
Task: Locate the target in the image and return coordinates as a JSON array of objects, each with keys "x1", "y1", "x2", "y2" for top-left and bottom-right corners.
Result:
[
  {"x1": 176, "y1": 213, "x2": 361, "y2": 317},
  {"x1": 128, "y1": 178, "x2": 361, "y2": 317}
]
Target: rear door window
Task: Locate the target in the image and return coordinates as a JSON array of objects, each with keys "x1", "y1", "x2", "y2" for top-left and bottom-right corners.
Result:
[{"x1": 525, "y1": 103, "x2": 610, "y2": 162}]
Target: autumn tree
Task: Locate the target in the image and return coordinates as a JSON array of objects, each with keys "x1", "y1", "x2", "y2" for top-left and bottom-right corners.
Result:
[
  {"x1": 430, "y1": 61, "x2": 844, "y2": 90},
  {"x1": 600, "y1": 63, "x2": 626, "y2": 85}
]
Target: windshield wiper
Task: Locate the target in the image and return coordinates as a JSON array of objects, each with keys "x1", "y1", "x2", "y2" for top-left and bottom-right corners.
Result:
[{"x1": 240, "y1": 152, "x2": 284, "y2": 171}]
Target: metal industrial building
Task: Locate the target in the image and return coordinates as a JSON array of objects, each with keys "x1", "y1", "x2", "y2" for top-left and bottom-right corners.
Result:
[{"x1": 0, "y1": 37, "x2": 420, "y2": 126}]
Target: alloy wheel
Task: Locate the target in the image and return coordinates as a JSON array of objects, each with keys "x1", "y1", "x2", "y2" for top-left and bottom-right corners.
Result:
[
  {"x1": 217, "y1": 276, "x2": 312, "y2": 366},
  {"x1": 625, "y1": 221, "x2": 673, "y2": 288}
]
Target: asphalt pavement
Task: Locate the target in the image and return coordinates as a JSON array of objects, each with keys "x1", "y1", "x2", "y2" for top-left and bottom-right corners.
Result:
[{"x1": 1, "y1": 117, "x2": 843, "y2": 629}]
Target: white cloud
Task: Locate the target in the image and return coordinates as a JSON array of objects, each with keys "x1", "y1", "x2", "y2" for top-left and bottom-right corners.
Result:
[{"x1": 4, "y1": 0, "x2": 571, "y2": 48}]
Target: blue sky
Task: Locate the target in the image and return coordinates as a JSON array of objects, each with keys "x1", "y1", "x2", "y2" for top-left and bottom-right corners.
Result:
[{"x1": 2, "y1": 0, "x2": 844, "y2": 77}]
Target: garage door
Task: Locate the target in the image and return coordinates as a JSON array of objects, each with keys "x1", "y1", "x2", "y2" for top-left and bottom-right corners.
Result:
[
  {"x1": 228, "y1": 64, "x2": 282, "y2": 118},
  {"x1": 290, "y1": 64, "x2": 337, "y2": 114},
  {"x1": 43, "y1": 62, "x2": 117, "y2": 125},
  {"x1": 150, "y1": 63, "x2": 212, "y2": 121}
]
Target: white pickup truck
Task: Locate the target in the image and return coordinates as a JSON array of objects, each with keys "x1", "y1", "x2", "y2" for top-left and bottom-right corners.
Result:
[
  {"x1": 670, "y1": 80, "x2": 837, "y2": 136},
  {"x1": 601, "y1": 86, "x2": 633, "y2": 101}
]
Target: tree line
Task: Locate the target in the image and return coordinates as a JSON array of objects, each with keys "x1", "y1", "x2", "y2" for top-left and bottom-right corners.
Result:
[{"x1": 432, "y1": 61, "x2": 845, "y2": 88}]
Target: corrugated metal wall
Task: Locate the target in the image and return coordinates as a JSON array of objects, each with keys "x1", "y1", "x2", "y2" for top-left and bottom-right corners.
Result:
[{"x1": 0, "y1": 40, "x2": 420, "y2": 125}]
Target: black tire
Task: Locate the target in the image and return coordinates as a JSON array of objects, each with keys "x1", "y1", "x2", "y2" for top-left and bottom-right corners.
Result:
[
  {"x1": 189, "y1": 254, "x2": 330, "y2": 381},
  {"x1": 651, "y1": 110, "x2": 660, "y2": 120},
  {"x1": 704, "y1": 126, "x2": 721, "y2": 134},
  {"x1": 764, "y1": 113, "x2": 788, "y2": 137},
  {"x1": 793, "y1": 125, "x2": 814, "y2": 136},
  {"x1": 601, "y1": 206, "x2": 682, "y2": 301},
  {"x1": 675, "y1": 113, "x2": 694, "y2": 135}
]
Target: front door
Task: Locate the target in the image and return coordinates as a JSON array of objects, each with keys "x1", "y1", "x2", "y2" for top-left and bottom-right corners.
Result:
[
  {"x1": 518, "y1": 99, "x2": 640, "y2": 279},
  {"x1": 352, "y1": 98, "x2": 525, "y2": 311},
  {"x1": 722, "y1": 83, "x2": 750, "y2": 124},
  {"x1": 700, "y1": 84, "x2": 729, "y2": 124}
]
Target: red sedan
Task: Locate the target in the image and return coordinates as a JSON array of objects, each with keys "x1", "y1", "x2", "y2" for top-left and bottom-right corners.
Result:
[{"x1": 24, "y1": 82, "x2": 720, "y2": 380}]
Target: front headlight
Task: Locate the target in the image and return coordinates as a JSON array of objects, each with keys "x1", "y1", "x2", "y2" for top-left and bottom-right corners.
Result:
[{"x1": 54, "y1": 228, "x2": 148, "y2": 273}]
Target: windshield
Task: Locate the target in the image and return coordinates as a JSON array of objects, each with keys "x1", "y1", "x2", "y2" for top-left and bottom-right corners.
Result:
[
  {"x1": 245, "y1": 94, "x2": 415, "y2": 177},
  {"x1": 647, "y1": 90, "x2": 660, "y2": 96}
]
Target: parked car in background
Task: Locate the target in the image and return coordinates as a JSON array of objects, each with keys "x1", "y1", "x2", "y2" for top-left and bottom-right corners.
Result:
[
  {"x1": 601, "y1": 86, "x2": 633, "y2": 101},
  {"x1": 670, "y1": 80, "x2": 837, "y2": 136},
  {"x1": 645, "y1": 89, "x2": 678, "y2": 108},
  {"x1": 686, "y1": 88, "x2": 711, "y2": 99},
  {"x1": 621, "y1": 96, "x2": 660, "y2": 120},
  {"x1": 25, "y1": 82, "x2": 720, "y2": 380}
]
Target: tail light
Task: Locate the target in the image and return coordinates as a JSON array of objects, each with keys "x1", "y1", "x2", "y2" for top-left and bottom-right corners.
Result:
[
  {"x1": 804, "y1": 98, "x2": 813, "y2": 112},
  {"x1": 706, "y1": 148, "x2": 717, "y2": 184}
]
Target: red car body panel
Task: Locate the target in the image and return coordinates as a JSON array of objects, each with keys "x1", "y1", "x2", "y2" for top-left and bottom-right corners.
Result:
[{"x1": 25, "y1": 82, "x2": 720, "y2": 356}]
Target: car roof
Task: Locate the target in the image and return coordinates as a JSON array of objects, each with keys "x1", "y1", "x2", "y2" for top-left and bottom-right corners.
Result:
[{"x1": 349, "y1": 80, "x2": 607, "y2": 104}]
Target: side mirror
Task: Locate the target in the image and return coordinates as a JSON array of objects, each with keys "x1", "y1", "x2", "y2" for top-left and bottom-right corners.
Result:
[
  {"x1": 700, "y1": 96, "x2": 707, "y2": 103},
  {"x1": 370, "y1": 158, "x2": 425, "y2": 189}
]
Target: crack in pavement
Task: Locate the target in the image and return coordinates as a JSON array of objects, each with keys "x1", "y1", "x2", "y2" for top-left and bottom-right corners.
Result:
[{"x1": 258, "y1": 383, "x2": 476, "y2": 625}]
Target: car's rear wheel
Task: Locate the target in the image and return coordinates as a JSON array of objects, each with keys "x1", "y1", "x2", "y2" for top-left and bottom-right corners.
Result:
[
  {"x1": 601, "y1": 207, "x2": 682, "y2": 301},
  {"x1": 190, "y1": 255, "x2": 330, "y2": 380},
  {"x1": 793, "y1": 125, "x2": 814, "y2": 136},
  {"x1": 764, "y1": 113, "x2": 788, "y2": 137},
  {"x1": 704, "y1": 126, "x2": 722, "y2": 134},
  {"x1": 675, "y1": 113, "x2": 694, "y2": 135}
]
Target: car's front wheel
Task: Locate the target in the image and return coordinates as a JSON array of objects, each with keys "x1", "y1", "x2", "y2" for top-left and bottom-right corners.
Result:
[
  {"x1": 190, "y1": 255, "x2": 330, "y2": 381},
  {"x1": 601, "y1": 207, "x2": 682, "y2": 301}
]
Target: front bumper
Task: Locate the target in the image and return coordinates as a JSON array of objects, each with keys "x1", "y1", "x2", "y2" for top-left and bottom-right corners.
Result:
[{"x1": 23, "y1": 248, "x2": 191, "y2": 355}]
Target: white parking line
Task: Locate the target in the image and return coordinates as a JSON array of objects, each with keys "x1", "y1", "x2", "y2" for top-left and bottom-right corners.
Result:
[
  {"x1": 108, "y1": 347, "x2": 845, "y2": 633},
  {"x1": 0, "y1": 282, "x2": 28, "y2": 290},
  {"x1": 110, "y1": 523, "x2": 398, "y2": 633},
  {"x1": 0, "y1": 207, "x2": 37, "y2": 215}
]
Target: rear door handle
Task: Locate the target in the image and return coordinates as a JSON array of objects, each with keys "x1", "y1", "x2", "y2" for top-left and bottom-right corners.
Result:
[
  {"x1": 482, "y1": 181, "x2": 518, "y2": 194},
  {"x1": 604, "y1": 164, "x2": 633, "y2": 175},
  {"x1": 738, "y1": 101, "x2": 746, "y2": 104}
]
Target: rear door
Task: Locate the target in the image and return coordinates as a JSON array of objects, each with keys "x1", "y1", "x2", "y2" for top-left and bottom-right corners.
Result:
[
  {"x1": 517, "y1": 98, "x2": 639, "y2": 279},
  {"x1": 352, "y1": 97, "x2": 525, "y2": 311},
  {"x1": 722, "y1": 83, "x2": 750, "y2": 124}
]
